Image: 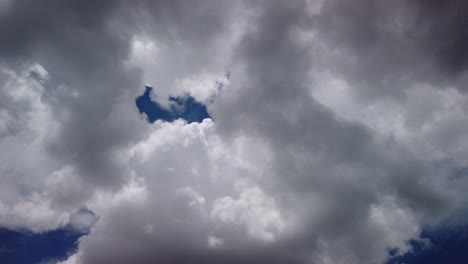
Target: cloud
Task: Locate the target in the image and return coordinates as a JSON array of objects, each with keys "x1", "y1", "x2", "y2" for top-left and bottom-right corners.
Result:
[
  {"x1": 1, "y1": 0, "x2": 468, "y2": 264},
  {"x1": 212, "y1": 181, "x2": 285, "y2": 242}
]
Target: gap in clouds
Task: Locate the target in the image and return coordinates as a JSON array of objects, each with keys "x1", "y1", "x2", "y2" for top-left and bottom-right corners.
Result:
[
  {"x1": 0, "y1": 227, "x2": 86, "y2": 264},
  {"x1": 387, "y1": 226, "x2": 468, "y2": 264},
  {"x1": 0, "y1": 208, "x2": 96, "y2": 264},
  {"x1": 135, "y1": 86, "x2": 210, "y2": 123}
]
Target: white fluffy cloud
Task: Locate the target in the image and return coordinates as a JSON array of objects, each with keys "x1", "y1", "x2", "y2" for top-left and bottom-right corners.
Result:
[{"x1": 212, "y1": 181, "x2": 285, "y2": 242}]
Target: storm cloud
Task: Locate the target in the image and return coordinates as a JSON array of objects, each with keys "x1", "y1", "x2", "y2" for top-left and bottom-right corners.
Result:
[{"x1": 1, "y1": 0, "x2": 468, "y2": 263}]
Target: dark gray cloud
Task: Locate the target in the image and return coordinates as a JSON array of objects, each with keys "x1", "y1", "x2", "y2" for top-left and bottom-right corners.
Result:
[
  {"x1": 313, "y1": 0, "x2": 468, "y2": 99},
  {"x1": 1, "y1": 0, "x2": 133, "y2": 189},
  {"x1": 211, "y1": 1, "x2": 449, "y2": 262},
  {"x1": 0, "y1": 0, "x2": 118, "y2": 62}
]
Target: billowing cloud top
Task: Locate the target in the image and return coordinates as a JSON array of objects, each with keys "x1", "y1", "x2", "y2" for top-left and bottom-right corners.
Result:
[{"x1": 1, "y1": 0, "x2": 468, "y2": 263}]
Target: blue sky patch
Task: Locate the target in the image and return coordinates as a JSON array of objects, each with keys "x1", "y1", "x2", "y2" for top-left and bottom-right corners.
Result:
[
  {"x1": 0, "y1": 227, "x2": 86, "y2": 264},
  {"x1": 135, "y1": 86, "x2": 210, "y2": 123},
  {"x1": 387, "y1": 225, "x2": 468, "y2": 264}
]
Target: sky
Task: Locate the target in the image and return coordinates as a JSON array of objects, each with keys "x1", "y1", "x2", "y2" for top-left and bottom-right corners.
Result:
[
  {"x1": 135, "y1": 86, "x2": 210, "y2": 124},
  {"x1": 1, "y1": 0, "x2": 468, "y2": 263}
]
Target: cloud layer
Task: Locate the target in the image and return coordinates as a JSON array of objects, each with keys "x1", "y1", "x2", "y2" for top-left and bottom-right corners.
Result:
[{"x1": 2, "y1": 1, "x2": 468, "y2": 263}]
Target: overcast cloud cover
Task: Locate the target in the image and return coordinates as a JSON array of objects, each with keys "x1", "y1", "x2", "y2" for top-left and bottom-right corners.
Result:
[{"x1": 1, "y1": 0, "x2": 468, "y2": 263}]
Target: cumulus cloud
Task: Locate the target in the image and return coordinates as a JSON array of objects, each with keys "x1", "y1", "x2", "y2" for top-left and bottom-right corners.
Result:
[{"x1": 1, "y1": 0, "x2": 468, "y2": 264}]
